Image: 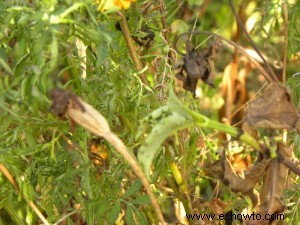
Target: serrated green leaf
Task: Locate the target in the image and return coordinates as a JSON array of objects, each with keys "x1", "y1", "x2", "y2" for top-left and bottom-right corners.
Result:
[{"x1": 123, "y1": 179, "x2": 142, "y2": 198}]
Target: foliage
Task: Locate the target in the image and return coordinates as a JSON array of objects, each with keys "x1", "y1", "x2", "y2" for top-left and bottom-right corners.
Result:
[{"x1": 0, "y1": 0, "x2": 300, "y2": 224}]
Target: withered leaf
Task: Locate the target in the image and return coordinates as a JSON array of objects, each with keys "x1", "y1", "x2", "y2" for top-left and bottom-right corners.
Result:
[
  {"x1": 255, "y1": 143, "x2": 291, "y2": 224},
  {"x1": 50, "y1": 88, "x2": 85, "y2": 118},
  {"x1": 175, "y1": 41, "x2": 215, "y2": 96},
  {"x1": 204, "y1": 148, "x2": 270, "y2": 206},
  {"x1": 50, "y1": 88, "x2": 111, "y2": 136},
  {"x1": 245, "y1": 83, "x2": 298, "y2": 129}
]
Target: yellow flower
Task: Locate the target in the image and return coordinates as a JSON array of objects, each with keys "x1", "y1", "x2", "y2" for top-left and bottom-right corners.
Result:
[
  {"x1": 115, "y1": 0, "x2": 136, "y2": 9},
  {"x1": 96, "y1": 0, "x2": 136, "y2": 12}
]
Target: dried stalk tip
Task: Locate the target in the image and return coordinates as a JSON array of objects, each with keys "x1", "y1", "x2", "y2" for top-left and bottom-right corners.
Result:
[{"x1": 50, "y1": 88, "x2": 111, "y2": 136}]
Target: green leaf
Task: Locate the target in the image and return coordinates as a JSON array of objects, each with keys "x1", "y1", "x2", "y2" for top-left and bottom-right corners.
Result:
[
  {"x1": 48, "y1": 34, "x2": 58, "y2": 73},
  {"x1": 96, "y1": 42, "x2": 109, "y2": 67},
  {"x1": 20, "y1": 75, "x2": 32, "y2": 101},
  {"x1": 2, "y1": 204, "x2": 26, "y2": 225},
  {"x1": 108, "y1": 201, "x2": 121, "y2": 224},
  {"x1": 138, "y1": 91, "x2": 193, "y2": 179},
  {"x1": 125, "y1": 206, "x2": 133, "y2": 225},
  {"x1": 24, "y1": 127, "x2": 36, "y2": 149},
  {"x1": 138, "y1": 112, "x2": 190, "y2": 179},
  {"x1": 0, "y1": 56, "x2": 13, "y2": 76},
  {"x1": 135, "y1": 211, "x2": 148, "y2": 225},
  {"x1": 170, "y1": 19, "x2": 189, "y2": 35},
  {"x1": 123, "y1": 179, "x2": 142, "y2": 198},
  {"x1": 131, "y1": 195, "x2": 151, "y2": 205}
]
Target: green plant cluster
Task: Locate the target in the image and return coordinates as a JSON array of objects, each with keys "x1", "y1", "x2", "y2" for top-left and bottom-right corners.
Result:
[{"x1": 0, "y1": 0, "x2": 300, "y2": 224}]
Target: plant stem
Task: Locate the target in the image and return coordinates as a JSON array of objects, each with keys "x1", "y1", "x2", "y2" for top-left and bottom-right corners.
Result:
[
  {"x1": 104, "y1": 132, "x2": 166, "y2": 224},
  {"x1": 0, "y1": 163, "x2": 50, "y2": 225},
  {"x1": 282, "y1": 0, "x2": 288, "y2": 85},
  {"x1": 117, "y1": 11, "x2": 148, "y2": 84},
  {"x1": 158, "y1": 0, "x2": 168, "y2": 42},
  {"x1": 189, "y1": 110, "x2": 262, "y2": 152}
]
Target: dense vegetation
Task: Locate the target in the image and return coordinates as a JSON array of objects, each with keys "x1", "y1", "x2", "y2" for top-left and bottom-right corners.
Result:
[{"x1": 0, "y1": 0, "x2": 300, "y2": 224}]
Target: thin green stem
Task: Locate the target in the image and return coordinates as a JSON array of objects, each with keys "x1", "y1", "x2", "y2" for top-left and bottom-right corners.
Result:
[{"x1": 189, "y1": 110, "x2": 262, "y2": 152}]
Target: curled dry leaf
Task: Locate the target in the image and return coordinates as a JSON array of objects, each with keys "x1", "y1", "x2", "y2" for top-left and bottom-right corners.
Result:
[
  {"x1": 175, "y1": 40, "x2": 215, "y2": 96},
  {"x1": 256, "y1": 143, "x2": 292, "y2": 223},
  {"x1": 205, "y1": 148, "x2": 270, "y2": 206},
  {"x1": 245, "y1": 83, "x2": 298, "y2": 130}
]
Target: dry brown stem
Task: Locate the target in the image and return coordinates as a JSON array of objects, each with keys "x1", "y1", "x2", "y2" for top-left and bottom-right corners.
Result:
[
  {"x1": 117, "y1": 11, "x2": 148, "y2": 84},
  {"x1": 0, "y1": 163, "x2": 50, "y2": 225},
  {"x1": 51, "y1": 90, "x2": 165, "y2": 224}
]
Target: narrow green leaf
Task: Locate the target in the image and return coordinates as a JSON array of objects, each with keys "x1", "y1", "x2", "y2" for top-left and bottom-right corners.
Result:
[
  {"x1": 124, "y1": 179, "x2": 142, "y2": 198},
  {"x1": 20, "y1": 75, "x2": 32, "y2": 101},
  {"x1": 131, "y1": 195, "x2": 151, "y2": 205},
  {"x1": 24, "y1": 128, "x2": 36, "y2": 149},
  {"x1": 135, "y1": 211, "x2": 148, "y2": 225},
  {"x1": 3, "y1": 204, "x2": 26, "y2": 225},
  {"x1": 48, "y1": 35, "x2": 58, "y2": 72},
  {"x1": 0, "y1": 57, "x2": 13, "y2": 76},
  {"x1": 108, "y1": 201, "x2": 121, "y2": 224},
  {"x1": 125, "y1": 207, "x2": 133, "y2": 225}
]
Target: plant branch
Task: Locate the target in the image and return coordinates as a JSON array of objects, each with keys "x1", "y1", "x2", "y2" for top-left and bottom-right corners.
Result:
[
  {"x1": 188, "y1": 110, "x2": 262, "y2": 152},
  {"x1": 158, "y1": 0, "x2": 168, "y2": 43},
  {"x1": 117, "y1": 11, "x2": 148, "y2": 84},
  {"x1": 0, "y1": 163, "x2": 50, "y2": 225},
  {"x1": 103, "y1": 132, "x2": 166, "y2": 224},
  {"x1": 0, "y1": 164, "x2": 19, "y2": 193},
  {"x1": 228, "y1": 0, "x2": 279, "y2": 83},
  {"x1": 282, "y1": 0, "x2": 288, "y2": 85}
]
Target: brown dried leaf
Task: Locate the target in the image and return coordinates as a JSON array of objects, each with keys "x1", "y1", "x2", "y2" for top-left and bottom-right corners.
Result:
[
  {"x1": 245, "y1": 83, "x2": 298, "y2": 129},
  {"x1": 258, "y1": 143, "x2": 292, "y2": 217},
  {"x1": 175, "y1": 42, "x2": 215, "y2": 96},
  {"x1": 209, "y1": 198, "x2": 229, "y2": 215},
  {"x1": 205, "y1": 149, "x2": 270, "y2": 206}
]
